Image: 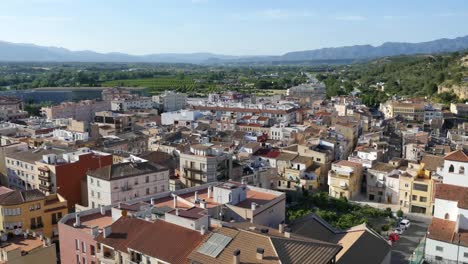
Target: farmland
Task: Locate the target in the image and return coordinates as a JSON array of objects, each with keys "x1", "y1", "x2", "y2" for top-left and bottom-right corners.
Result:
[{"x1": 102, "y1": 77, "x2": 218, "y2": 94}]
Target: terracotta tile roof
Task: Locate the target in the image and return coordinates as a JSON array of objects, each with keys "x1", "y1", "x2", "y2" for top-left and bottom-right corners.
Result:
[
  {"x1": 421, "y1": 154, "x2": 445, "y2": 172},
  {"x1": 444, "y1": 150, "x2": 468, "y2": 162},
  {"x1": 335, "y1": 160, "x2": 363, "y2": 169},
  {"x1": 427, "y1": 218, "x2": 456, "y2": 243},
  {"x1": 96, "y1": 217, "x2": 206, "y2": 264},
  {"x1": 434, "y1": 183, "x2": 468, "y2": 209},
  {"x1": 0, "y1": 189, "x2": 45, "y2": 206}
]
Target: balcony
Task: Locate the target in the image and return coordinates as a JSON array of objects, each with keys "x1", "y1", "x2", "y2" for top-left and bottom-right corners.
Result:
[
  {"x1": 38, "y1": 174, "x2": 50, "y2": 182},
  {"x1": 339, "y1": 182, "x2": 348, "y2": 190},
  {"x1": 39, "y1": 183, "x2": 52, "y2": 192}
]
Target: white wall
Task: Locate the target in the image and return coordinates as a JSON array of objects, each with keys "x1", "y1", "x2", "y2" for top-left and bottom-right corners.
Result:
[
  {"x1": 440, "y1": 160, "x2": 468, "y2": 187},
  {"x1": 433, "y1": 199, "x2": 459, "y2": 221},
  {"x1": 426, "y1": 238, "x2": 468, "y2": 263}
]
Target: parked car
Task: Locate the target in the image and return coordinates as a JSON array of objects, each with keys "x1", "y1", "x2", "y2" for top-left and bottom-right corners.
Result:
[
  {"x1": 400, "y1": 219, "x2": 411, "y2": 230},
  {"x1": 388, "y1": 233, "x2": 400, "y2": 242},
  {"x1": 393, "y1": 227, "x2": 404, "y2": 235}
]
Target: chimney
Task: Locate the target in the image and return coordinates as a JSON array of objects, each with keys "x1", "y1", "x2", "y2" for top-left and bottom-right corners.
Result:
[
  {"x1": 284, "y1": 231, "x2": 291, "y2": 238},
  {"x1": 100, "y1": 206, "x2": 106, "y2": 215},
  {"x1": 208, "y1": 186, "x2": 212, "y2": 198},
  {"x1": 103, "y1": 226, "x2": 112, "y2": 238},
  {"x1": 256, "y1": 248, "x2": 264, "y2": 260},
  {"x1": 278, "y1": 223, "x2": 284, "y2": 233},
  {"x1": 200, "y1": 225, "x2": 206, "y2": 235},
  {"x1": 151, "y1": 198, "x2": 156, "y2": 205},
  {"x1": 200, "y1": 200, "x2": 207, "y2": 209},
  {"x1": 176, "y1": 208, "x2": 180, "y2": 216},
  {"x1": 118, "y1": 202, "x2": 122, "y2": 209},
  {"x1": 251, "y1": 202, "x2": 257, "y2": 211},
  {"x1": 91, "y1": 226, "x2": 99, "y2": 237},
  {"x1": 74, "y1": 212, "x2": 81, "y2": 227},
  {"x1": 233, "y1": 249, "x2": 241, "y2": 264},
  {"x1": 23, "y1": 232, "x2": 28, "y2": 239},
  {"x1": 173, "y1": 195, "x2": 178, "y2": 208},
  {"x1": 195, "y1": 191, "x2": 199, "y2": 201}
]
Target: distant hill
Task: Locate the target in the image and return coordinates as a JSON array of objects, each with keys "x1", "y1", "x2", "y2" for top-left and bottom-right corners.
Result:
[{"x1": 1, "y1": 35, "x2": 468, "y2": 64}]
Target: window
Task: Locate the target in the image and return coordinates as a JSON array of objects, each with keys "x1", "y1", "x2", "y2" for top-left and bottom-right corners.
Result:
[
  {"x1": 435, "y1": 256, "x2": 443, "y2": 261},
  {"x1": 90, "y1": 178, "x2": 93, "y2": 184},
  {"x1": 412, "y1": 195, "x2": 417, "y2": 201},
  {"x1": 75, "y1": 239, "x2": 80, "y2": 250},
  {"x1": 90, "y1": 245, "x2": 95, "y2": 256},
  {"x1": 76, "y1": 255, "x2": 81, "y2": 264},
  {"x1": 445, "y1": 213, "x2": 450, "y2": 220},
  {"x1": 91, "y1": 190, "x2": 94, "y2": 197},
  {"x1": 145, "y1": 176, "x2": 149, "y2": 183},
  {"x1": 97, "y1": 180, "x2": 100, "y2": 187},
  {"x1": 449, "y1": 164, "x2": 455, "y2": 173},
  {"x1": 82, "y1": 257, "x2": 86, "y2": 264},
  {"x1": 436, "y1": 246, "x2": 443, "y2": 252},
  {"x1": 81, "y1": 241, "x2": 86, "y2": 253},
  {"x1": 413, "y1": 183, "x2": 428, "y2": 192},
  {"x1": 460, "y1": 167, "x2": 465, "y2": 174},
  {"x1": 419, "y1": 197, "x2": 427, "y2": 202},
  {"x1": 97, "y1": 192, "x2": 100, "y2": 199},
  {"x1": 146, "y1": 188, "x2": 150, "y2": 195},
  {"x1": 464, "y1": 252, "x2": 468, "y2": 258}
]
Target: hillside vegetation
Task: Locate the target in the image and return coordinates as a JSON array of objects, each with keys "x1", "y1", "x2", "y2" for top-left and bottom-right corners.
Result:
[{"x1": 319, "y1": 51, "x2": 468, "y2": 106}]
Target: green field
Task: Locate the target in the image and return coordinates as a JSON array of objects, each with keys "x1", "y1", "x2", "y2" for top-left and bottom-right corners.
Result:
[{"x1": 102, "y1": 77, "x2": 217, "y2": 94}]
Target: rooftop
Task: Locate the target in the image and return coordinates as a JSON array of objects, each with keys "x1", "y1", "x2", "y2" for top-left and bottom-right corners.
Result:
[
  {"x1": 444, "y1": 150, "x2": 468, "y2": 162},
  {"x1": 434, "y1": 183, "x2": 468, "y2": 209},
  {"x1": 0, "y1": 189, "x2": 45, "y2": 206},
  {"x1": 0, "y1": 235, "x2": 44, "y2": 254},
  {"x1": 65, "y1": 211, "x2": 113, "y2": 231},
  {"x1": 88, "y1": 161, "x2": 167, "y2": 181}
]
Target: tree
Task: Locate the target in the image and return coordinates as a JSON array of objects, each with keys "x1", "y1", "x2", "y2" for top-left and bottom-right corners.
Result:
[{"x1": 396, "y1": 209, "x2": 404, "y2": 218}]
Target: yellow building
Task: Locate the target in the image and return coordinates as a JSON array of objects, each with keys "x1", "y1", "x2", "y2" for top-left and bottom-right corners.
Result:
[
  {"x1": 0, "y1": 188, "x2": 67, "y2": 238},
  {"x1": 398, "y1": 160, "x2": 438, "y2": 215},
  {"x1": 328, "y1": 160, "x2": 363, "y2": 200}
]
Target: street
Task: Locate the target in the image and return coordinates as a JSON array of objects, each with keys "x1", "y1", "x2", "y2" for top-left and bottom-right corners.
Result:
[{"x1": 391, "y1": 214, "x2": 431, "y2": 264}]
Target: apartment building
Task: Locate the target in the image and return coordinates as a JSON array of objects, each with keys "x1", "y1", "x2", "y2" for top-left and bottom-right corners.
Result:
[
  {"x1": 41, "y1": 100, "x2": 111, "y2": 122},
  {"x1": 0, "y1": 187, "x2": 67, "y2": 238},
  {"x1": 348, "y1": 147, "x2": 383, "y2": 168},
  {"x1": 93, "y1": 111, "x2": 135, "y2": 135},
  {"x1": 102, "y1": 87, "x2": 132, "y2": 101},
  {"x1": 192, "y1": 101, "x2": 300, "y2": 125},
  {"x1": 179, "y1": 144, "x2": 232, "y2": 188},
  {"x1": 450, "y1": 103, "x2": 468, "y2": 116},
  {"x1": 110, "y1": 96, "x2": 153, "y2": 111},
  {"x1": 58, "y1": 207, "x2": 113, "y2": 264},
  {"x1": 425, "y1": 150, "x2": 468, "y2": 263},
  {"x1": 280, "y1": 155, "x2": 319, "y2": 191},
  {"x1": 366, "y1": 162, "x2": 400, "y2": 203},
  {"x1": 87, "y1": 161, "x2": 169, "y2": 208},
  {"x1": 0, "y1": 96, "x2": 27, "y2": 121},
  {"x1": 328, "y1": 160, "x2": 363, "y2": 200},
  {"x1": 398, "y1": 164, "x2": 435, "y2": 215},
  {"x1": 5, "y1": 147, "x2": 112, "y2": 210},
  {"x1": 160, "y1": 110, "x2": 202, "y2": 126},
  {"x1": 52, "y1": 129, "x2": 89, "y2": 142},
  {"x1": 152, "y1": 90, "x2": 187, "y2": 112}
]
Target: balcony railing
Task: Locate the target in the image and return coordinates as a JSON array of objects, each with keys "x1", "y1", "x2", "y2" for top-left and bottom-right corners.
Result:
[{"x1": 39, "y1": 183, "x2": 51, "y2": 192}]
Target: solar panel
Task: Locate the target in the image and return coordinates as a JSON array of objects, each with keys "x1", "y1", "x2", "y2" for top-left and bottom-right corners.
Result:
[{"x1": 197, "y1": 233, "x2": 233, "y2": 258}]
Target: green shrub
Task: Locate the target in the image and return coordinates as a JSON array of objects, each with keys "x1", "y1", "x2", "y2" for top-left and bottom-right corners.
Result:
[{"x1": 397, "y1": 209, "x2": 404, "y2": 218}]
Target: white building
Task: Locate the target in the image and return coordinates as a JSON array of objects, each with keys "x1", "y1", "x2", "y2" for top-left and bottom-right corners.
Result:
[
  {"x1": 87, "y1": 161, "x2": 169, "y2": 208},
  {"x1": 152, "y1": 91, "x2": 187, "y2": 112},
  {"x1": 52, "y1": 129, "x2": 89, "y2": 142},
  {"x1": 110, "y1": 96, "x2": 153, "y2": 111},
  {"x1": 161, "y1": 110, "x2": 202, "y2": 126},
  {"x1": 425, "y1": 150, "x2": 468, "y2": 263}
]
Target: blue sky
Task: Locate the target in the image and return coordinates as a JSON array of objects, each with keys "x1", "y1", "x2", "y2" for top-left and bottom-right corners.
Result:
[{"x1": 0, "y1": 0, "x2": 467, "y2": 55}]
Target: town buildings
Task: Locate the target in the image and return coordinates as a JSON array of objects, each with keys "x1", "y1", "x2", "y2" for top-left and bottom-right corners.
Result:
[
  {"x1": 152, "y1": 90, "x2": 187, "y2": 112},
  {"x1": 425, "y1": 150, "x2": 468, "y2": 263},
  {"x1": 87, "y1": 160, "x2": 169, "y2": 208},
  {"x1": 41, "y1": 100, "x2": 111, "y2": 122},
  {"x1": 110, "y1": 96, "x2": 153, "y2": 112},
  {"x1": 328, "y1": 160, "x2": 364, "y2": 200},
  {"x1": 5, "y1": 147, "x2": 112, "y2": 210},
  {"x1": 179, "y1": 144, "x2": 232, "y2": 188},
  {"x1": 0, "y1": 187, "x2": 67, "y2": 238}
]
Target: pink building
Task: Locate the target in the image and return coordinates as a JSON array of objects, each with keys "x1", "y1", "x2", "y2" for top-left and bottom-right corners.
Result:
[
  {"x1": 58, "y1": 207, "x2": 112, "y2": 264},
  {"x1": 41, "y1": 100, "x2": 111, "y2": 122}
]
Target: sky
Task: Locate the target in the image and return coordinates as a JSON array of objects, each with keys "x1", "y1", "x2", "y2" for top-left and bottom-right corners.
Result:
[{"x1": 0, "y1": 0, "x2": 467, "y2": 55}]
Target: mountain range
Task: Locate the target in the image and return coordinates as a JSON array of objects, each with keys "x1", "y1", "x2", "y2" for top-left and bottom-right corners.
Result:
[{"x1": 1, "y1": 35, "x2": 468, "y2": 64}]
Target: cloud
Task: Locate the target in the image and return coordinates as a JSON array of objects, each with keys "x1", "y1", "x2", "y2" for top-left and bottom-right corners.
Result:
[{"x1": 334, "y1": 15, "x2": 366, "y2": 21}]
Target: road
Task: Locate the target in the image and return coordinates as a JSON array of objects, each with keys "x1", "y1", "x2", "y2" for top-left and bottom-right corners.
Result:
[{"x1": 391, "y1": 215, "x2": 431, "y2": 264}]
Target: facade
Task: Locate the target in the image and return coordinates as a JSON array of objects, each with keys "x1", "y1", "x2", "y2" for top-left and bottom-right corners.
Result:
[
  {"x1": 5, "y1": 147, "x2": 112, "y2": 210},
  {"x1": 152, "y1": 91, "x2": 187, "y2": 112},
  {"x1": 366, "y1": 162, "x2": 400, "y2": 203},
  {"x1": 52, "y1": 129, "x2": 89, "y2": 142},
  {"x1": 450, "y1": 103, "x2": 468, "y2": 116},
  {"x1": 425, "y1": 150, "x2": 468, "y2": 263},
  {"x1": 0, "y1": 188, "x2": 67, "y2": 238},
  {"x1": 328, "y1": 160, "x2": 363, "y2": 200},
  {"x1": 102, "y1": 87, "x2": 132, "y2": 101},
  {"x1": 87, "y1": 161, "x2": 169, "y2": 208},
  {"x1": 41, "y1": 100, "x2": 111, "y2": 122},
  {"x1": 110, "y1": 96, "x2": 153, "y2": 111},
  {"x1": 58, "y1": 207, "x2": 113, "y2": 264},
  {"x1": 94, "y1": 111, "x2": 135, "y2": 134},
  {"x1": 160, "y1": 110, "x2": 202, "y2": 126},
  {"x1": 179, "y1": 144, "x2": 232, "y2": 188}
]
